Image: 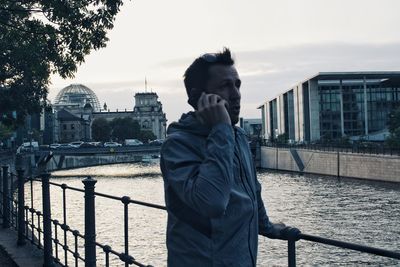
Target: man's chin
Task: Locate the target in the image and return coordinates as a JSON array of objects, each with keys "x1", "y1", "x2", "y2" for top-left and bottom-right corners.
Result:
[{"x1": 230, "y1": 116, "x2": 239, "y2": 125}]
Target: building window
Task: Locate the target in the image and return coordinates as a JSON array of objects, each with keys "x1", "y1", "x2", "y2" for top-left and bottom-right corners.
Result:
[
  {"x1": 71, "y1": 124, "x2": 75, "y2": 130},
  {"x1": 63, "y1": 124, "x2": 67, "y2": 130}
]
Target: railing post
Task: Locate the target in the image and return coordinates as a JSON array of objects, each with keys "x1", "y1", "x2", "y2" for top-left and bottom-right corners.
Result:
[
  {"x1": 2, "y1": 165, "x2": 10, "y2": 228},
  {"x1": 83, "y1": 176, "x2": 97, "y2": 267},
  {"x1": 17, "y1": 169, "x2": 26, "y2": 246},
  {"x1": 42, "y1": 172, "x2": 55, "y2": 267},
  {"x1": 288, "y1": 240, "x2": 296, "y2": 267}
]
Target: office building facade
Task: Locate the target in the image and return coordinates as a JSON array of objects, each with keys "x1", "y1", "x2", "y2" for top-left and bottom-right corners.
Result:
[{"x1": 259, "y1": 72, "x2": 400, "y2": 143}]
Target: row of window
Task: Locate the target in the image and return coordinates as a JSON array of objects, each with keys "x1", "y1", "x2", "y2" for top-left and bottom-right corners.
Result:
[{"x1": 62, "y1": 124, "x2": 78, "y2": 130}]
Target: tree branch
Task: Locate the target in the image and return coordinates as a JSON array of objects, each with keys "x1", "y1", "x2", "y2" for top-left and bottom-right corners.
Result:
[
  {"x1": 0, "y1": 19, "x2": 52, "y2": 35},
  {"x1": 0, "y1": 7, "x2": 43, "y2": 13}
]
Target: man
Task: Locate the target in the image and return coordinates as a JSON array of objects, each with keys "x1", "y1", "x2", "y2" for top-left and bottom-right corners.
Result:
[{"x1": 161, "y1": 48, "x2": 298, "y2": 266}]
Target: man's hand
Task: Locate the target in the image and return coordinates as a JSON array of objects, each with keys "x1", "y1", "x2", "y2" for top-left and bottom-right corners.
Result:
[
  {"x1": 196, "y1": 92, "x2": 231, "y2": 127},
  {"x1": 264, "y1": 223, "x2": 301, "y2": 241}
]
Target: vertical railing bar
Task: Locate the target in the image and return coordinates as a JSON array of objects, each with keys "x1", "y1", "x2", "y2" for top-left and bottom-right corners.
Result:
[
  {"x1": 62, "y1": 184, "x2": 68, "y2": 266},
  {"x1": 2, "y1": 166, "x2": 10, "y2": 228},
  {"x1": 42, "y1": 172, "x2": 55, "y2": 266},
  {"x1": 10, "y1": 173, "x2": 14, "y2": 229},
  {"x1": 30, "y1": 177, "x2": 34, "y2": 244},
  {"x1": 37, "y1": 213, "x2": 41, "y2": 248},
  {"x1": 0, "y1": 167, "x2": 2, "y2": 216},
  {"x1": 124, "y1": 202, "x2": 129, "y2": 267},
  {"x1": 17, "y1": 169, "x2": 26, "y2": 245},
  {"x1": 83, "y1": 176, "x2": 97, "y2": 267},
  {"x1": 54, "y1": 222, "x2": 59, "y2": 262},
  {"x1": 25, "y1": 207, "x2": 29, "y2": 241},
  {"x1": 74, "y1": 231, "x2": 79, "y2": 267},
  {"x1": 103, "y1": 246, "x2": 111, "y2": 267},
  {"x1": 288, "y1": 240, "x2": 296, "y2": 267}
]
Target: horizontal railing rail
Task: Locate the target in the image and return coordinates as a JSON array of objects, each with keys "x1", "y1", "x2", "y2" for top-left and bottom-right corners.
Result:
[
  {"x1": 0, "y1": 164, "x2": 399, "y2": 267},
  {"x1": 299, "y1": 233, "x2": 400, "y2": 259},
  {"x1": 262, "y1": 142, "x2": 400, "y2": 156}
]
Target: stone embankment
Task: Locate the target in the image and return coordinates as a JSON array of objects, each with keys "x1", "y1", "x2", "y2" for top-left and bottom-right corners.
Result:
[{"x1": 260, "y1": 146, "x2": 400, "y2": 183}]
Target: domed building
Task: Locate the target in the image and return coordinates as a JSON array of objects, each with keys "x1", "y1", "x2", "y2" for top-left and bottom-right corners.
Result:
[
  {"x1": 54, "y1": 84, "x2": 101, "y2": 112},
  {"x1": 52, "y1": 84, "x2": 167, "y2": 143}
]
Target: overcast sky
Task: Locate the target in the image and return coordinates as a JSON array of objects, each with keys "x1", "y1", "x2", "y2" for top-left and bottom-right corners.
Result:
[{"x1": 49, "y1": 0, "x2": 400, "y2": 124}]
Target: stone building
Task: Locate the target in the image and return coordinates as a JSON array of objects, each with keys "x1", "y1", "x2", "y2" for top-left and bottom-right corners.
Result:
[
  {"x1": 53, "y1": 84, "x2": 98, "y2": 142},
  {"x1": 52, "y1": 84, "x2": 167, "y2": 143},
  {"x1": 133, "y1": 92, "x2": 166, "y2": 139}
]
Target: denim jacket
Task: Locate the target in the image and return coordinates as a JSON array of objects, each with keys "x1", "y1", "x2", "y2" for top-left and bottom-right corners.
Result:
[{"x1": 161, "y1": 112, "x2": 272, "y2": 267}]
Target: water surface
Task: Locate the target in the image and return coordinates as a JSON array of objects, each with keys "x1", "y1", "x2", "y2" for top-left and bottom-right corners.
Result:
[{"x1": 26, "y1": 163, "x2": 400, "y2": 266}]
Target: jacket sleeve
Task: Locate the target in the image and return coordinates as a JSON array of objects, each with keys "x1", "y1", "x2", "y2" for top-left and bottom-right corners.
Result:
[
  {"x1": 161, "y1": 123, "x2": 235, "y2": 218},
  {"x1": 255, "y1": 170, "x2": 274, "y2": 235}
]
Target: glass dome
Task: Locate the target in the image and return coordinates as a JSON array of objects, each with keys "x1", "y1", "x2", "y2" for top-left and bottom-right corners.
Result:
[{"x1": 54, "y1": 84, "x2": 101, "y2": 111}]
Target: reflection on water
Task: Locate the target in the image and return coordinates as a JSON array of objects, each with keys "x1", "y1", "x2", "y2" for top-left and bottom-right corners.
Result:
[{"x1": 26, "y1": 163, "x2": 400, "y2": 266}]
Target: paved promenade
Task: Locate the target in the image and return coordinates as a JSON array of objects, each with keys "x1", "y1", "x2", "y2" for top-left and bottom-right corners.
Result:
[{"x1": 0, "y1": 219, "x2": 44, "y2": 267}]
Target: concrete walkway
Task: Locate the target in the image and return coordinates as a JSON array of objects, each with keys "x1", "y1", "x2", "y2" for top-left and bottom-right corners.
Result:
[{"x1": 0, "y1": 227, "x2": 44, "y2": 267}]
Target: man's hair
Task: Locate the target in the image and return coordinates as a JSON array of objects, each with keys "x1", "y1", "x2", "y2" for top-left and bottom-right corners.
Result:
[{"x1": 183, "y1": 47, "x2": 234, "y2": 109}]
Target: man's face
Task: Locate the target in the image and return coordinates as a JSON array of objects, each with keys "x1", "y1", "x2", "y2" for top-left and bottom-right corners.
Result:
[{"x1": 205, "y1": 65, "x2": 242, "y2": 125}]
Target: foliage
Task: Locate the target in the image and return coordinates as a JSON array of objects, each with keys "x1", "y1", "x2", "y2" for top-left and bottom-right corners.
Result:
[
  {"x1": 386, "y1": 106, "x2": 400, "y2": 148},
  {"x1": 91, "y1": 118, "x2": 111, "y2": 142},
  {"x1": 0, "y1": 0, "x2": 124, "y2": 127},
  {"x1": 139, "y1": 130, "x2": 156, "y2": 143},
  {"x1": 276, "y1": 133, "x2": 288, "y2": 144},
  {"x1": 91, "y1": 117, "x2": 159, "y2": 143},
  {"x1": 110, "y1": 117, "x2": 141, "y2": 142},
  {"x1": 0, "y1": 123, "x2": 13, "y2": 140}
]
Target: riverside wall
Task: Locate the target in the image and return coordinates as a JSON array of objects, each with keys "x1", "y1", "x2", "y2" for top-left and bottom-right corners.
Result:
[{"x1": 260, "y1": 147, "x2": 400, "y2": 183}]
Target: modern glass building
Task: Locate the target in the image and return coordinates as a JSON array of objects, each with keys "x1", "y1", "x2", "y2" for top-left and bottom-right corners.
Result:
[{"x1": 259, "y1": 72, "x2": 400, "y2": 142}]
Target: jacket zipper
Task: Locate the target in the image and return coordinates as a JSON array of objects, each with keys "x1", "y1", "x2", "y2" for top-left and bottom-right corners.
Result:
[{"x1": 235, "y1": 130, "x2": 256, "y2": 267}]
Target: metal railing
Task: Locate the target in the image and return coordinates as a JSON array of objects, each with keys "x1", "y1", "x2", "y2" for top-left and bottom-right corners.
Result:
[
  {"x1": 0, "y1": 164, "x2": 399, "y2": 267},
  {"x1": 262, "y1": 143, "x2": 400, "y2": 156}
]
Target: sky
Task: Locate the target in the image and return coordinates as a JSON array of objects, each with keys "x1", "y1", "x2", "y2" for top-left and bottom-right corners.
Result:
[{"x1": 49, "y1": 0, "x2": 400, "y2": 125}]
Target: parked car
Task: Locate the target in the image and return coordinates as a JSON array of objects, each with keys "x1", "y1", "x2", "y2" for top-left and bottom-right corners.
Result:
[
  {"x1": 90, "y1": 142, "x2": 103, "y2": 147},
  {"x1": 149, "y1": 139, "x2": 164, "y2": 146},
  {"x1": 124, "y1": 139, "x2": 143, "y2": 146},
  {"x1": 104, "y1": 142, "x2": 122, "y2": 147},
  {"x1": 17, "y1": 141, "x2": 39, "y2": 153},
  {"x1": 57, "y1": 143, "x2": 75, "y2": 149},
  {"x1": 79, "y1": 142, "x2": 96, "y2": 148},
  {"x1": 49, "y1": 143, "x2": 61, "y2": 149},
  {"x1": 70, "y1": 141, "x2": 84, "y2": 148}
]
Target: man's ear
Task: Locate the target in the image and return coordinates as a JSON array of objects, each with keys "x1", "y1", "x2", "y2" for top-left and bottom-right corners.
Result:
[{"x1": 188, "y1": 88, "x2": 203, "y2": 109}]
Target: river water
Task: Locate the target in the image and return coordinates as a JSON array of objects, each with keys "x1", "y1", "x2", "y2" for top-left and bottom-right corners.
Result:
[{"x1": 25, "y1": 162, "x2": 400, "y2": 266}]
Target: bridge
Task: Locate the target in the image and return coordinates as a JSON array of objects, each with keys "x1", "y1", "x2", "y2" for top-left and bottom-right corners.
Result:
[{"x1": 28, "y1": 146, "x2": 161, "y2": 173}]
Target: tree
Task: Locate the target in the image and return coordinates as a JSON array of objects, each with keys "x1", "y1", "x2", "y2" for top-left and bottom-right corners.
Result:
[
  {"x1": 91, "y1": 118, "x2": 111, "y2": 142},
  {"x1": 139, "y1": 130, "x2": 156, "y2": 143},
  {"x1": 0, "y1": 124, "x2": 13, "y2": 141},
  {"x1": 386, "y1": 106, "x2": 400, "y2": 148},
  {"x1": 110, "y1": 117, "x2": 141, "y2": 142},
  {"x1": 0, "y1": 0, "x2": 124, "y2": 128}
]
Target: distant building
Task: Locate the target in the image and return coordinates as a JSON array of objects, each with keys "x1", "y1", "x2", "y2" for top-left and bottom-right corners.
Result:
[
  {"x1": 93, "y1": 92, "x2": 167, "y2": 139},
  {"x1": 53, "y1": 84, "x2": 98, "y2": 142},
  {"x1": 133, "y1": 92, "x2": 167, "y2": 138},
  {"x1": 239, "y1": 118, "x2": 262, "y2": 138},
  {"x1": 259, "y1": 72, "x2": 400, "y2": 143},
  {"x1": 52, "y1": 84, "x2": 167, "y2": 143},
  {"x1": 56, "y1": 108, "x2": 91, "y2": 143}
]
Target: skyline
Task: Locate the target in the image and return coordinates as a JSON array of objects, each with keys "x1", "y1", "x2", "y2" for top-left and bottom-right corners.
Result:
[{"x1": 48, "y1": 0, "x2": 400, "y2": 124}]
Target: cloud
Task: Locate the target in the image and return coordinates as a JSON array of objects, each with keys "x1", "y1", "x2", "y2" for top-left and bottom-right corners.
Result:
[
  {"x1": 236, "y1": 42, "x2": 400, "y2": 104},
  {"x1": 49, "y1": 42, "x2": 400, "y2": 124}
]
